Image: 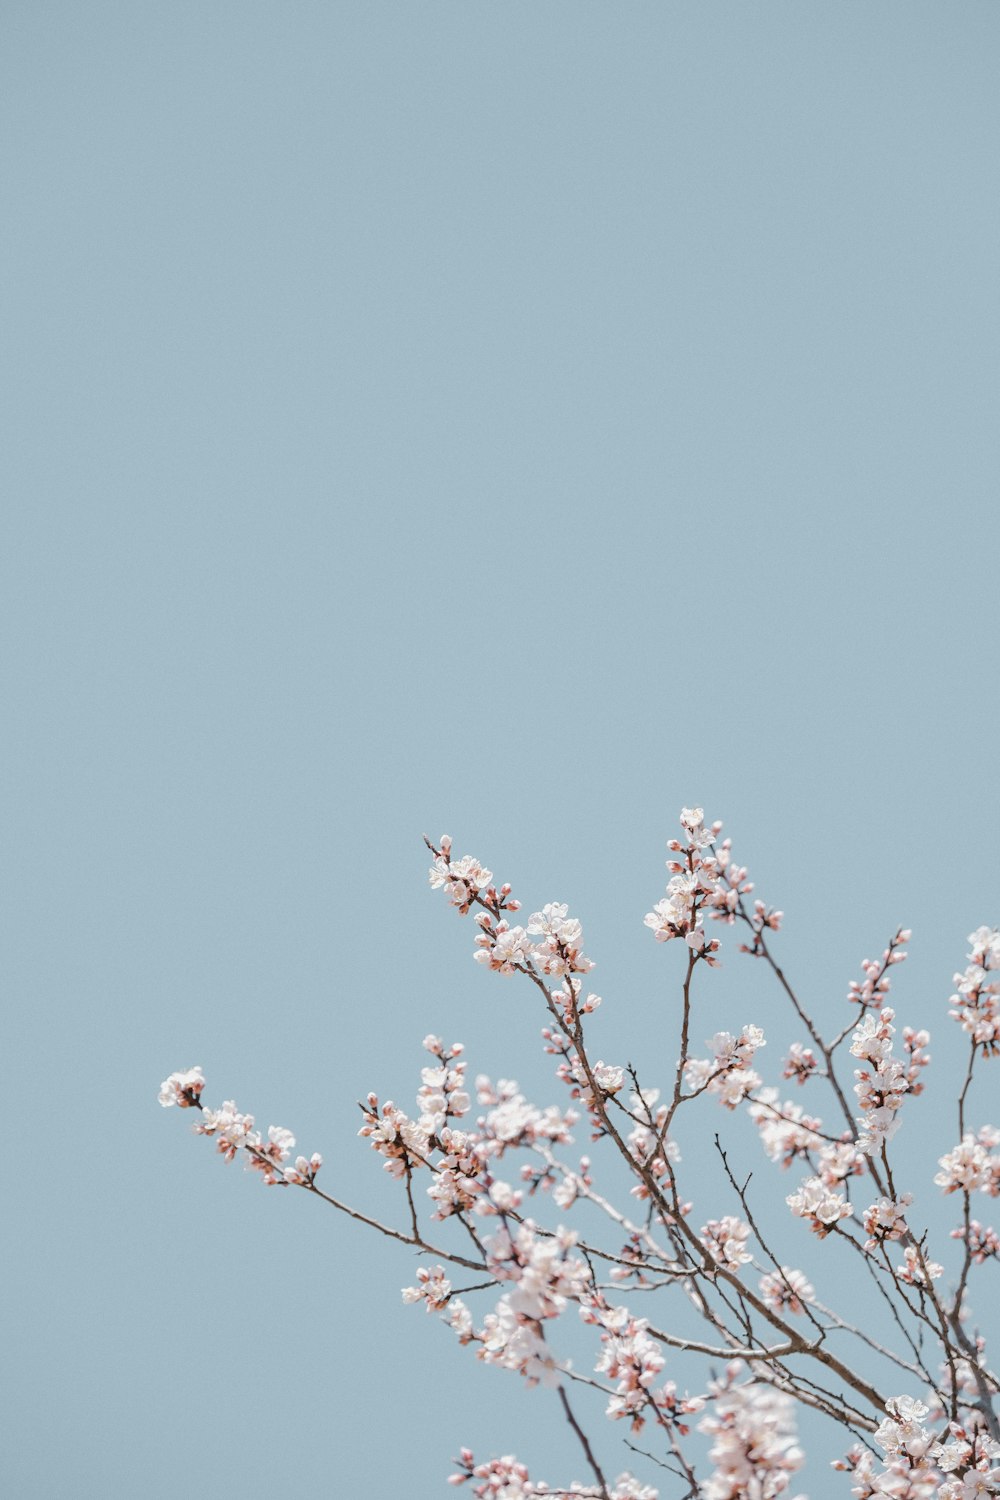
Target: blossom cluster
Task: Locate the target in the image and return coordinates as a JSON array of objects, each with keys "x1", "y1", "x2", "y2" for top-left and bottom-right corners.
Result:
[
  {"x1": 582, "y1": 1292, "x2": 704, "y2": 1434},
  {"x1": 862, "y1": 1193, "x2": 912, "y2": 1251},
  {"x1": 359, "y1": 1036, "x2": 580, "y2": 1222},
  {"x1": 895, "y1": 1244, "x2": 943, "y2": 1286},
  {"x1": 785, "y1": 1176, "x2": 853, "y2": 1236},
  {"x1": 470, "y1": 904, "x2": 595, "y2": 980},
  {"x1": 685, "y1": 1025, "x2": 765, "y2": 1108},
  {"x1": 449, "y1": 1450, "x2": 658, "y2": 1499},
  {"x1": 700, "y1": 1216, "x2": 753, "y2": 1274},
  {"x1": 643, "y1": 807, "x2": 726, "y2": 961},
  {"x1": 747, "y1": 1091, "x2": 829, "y2": 1170},
  {"x1": 935, "y1": 1128, "x2": 1000, "y2": 1196},
  {"x1": 951, "y1": 1220, "x2": 1000, "y2": 1264},
  {"x1": 402, "y1": 1263, "x2": 453, "y2": 1312},
  {"x1": 161, "y1": 806, "x2": 1000, "y2": 1500},
  {"x1": 847, "y1": 929, "x2": 911, "y2": 1009},
  {"x1": 437, "y1": 1221, "x2": 593, "y2": 1389},
  {"x1": 158, "y1": 1065, "x2": 205, "y2": 1109},
  {"x1": 624, "y1": 1087, "x2": 681, "y2": 1201},
  {"x1": 836, "y1": 1396, "x2": 1000, "y2": 1499},
  {"x1": 158, "y1": 1068, "x2": 318, "y2": 1186},
  {"x1": 669, "y1": 805, "x2": 786, "y2": 958},
  {"x1": 475, "y1": 1074, "x2": 578, "y2": 1157},
  {"x1": 758, "y1": 1266, "x2": 814, "y2": 1317},
  {"x1": 951, "y1": 927, "x2": 1000, "y2": 1054},
  {"x1": 428, "y1": 838, "x2": 501, "y2": 916},
  {"x1": 429, "y1": 837, "x2": 595, "y2": 985},
  {"x1": 850, "y1": 1008, "x2": 912, "y2": 1154},
  {"x1": 698, "y1": 1365, "x2": 805, "y2": 1500},
  {"x1": 782, "y1": 1043, "x2": 818, "y2": 1086}
]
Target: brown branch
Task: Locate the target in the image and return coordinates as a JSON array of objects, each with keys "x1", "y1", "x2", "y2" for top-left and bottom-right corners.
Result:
[{"x1": 557, "y1": 1384, "x2": 610, "y2": 1500}]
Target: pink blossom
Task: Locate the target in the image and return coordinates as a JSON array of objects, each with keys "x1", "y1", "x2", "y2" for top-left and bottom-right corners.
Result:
[
  {"x1": 685, "y1": 1025, "x2": 765, "y2": 1109},
  {"x1": 246, "y1": 1123, "x2": 297, "y2": 1184},
  {"x1": 625, "y1": 1095, "x2": 681, "y2": 1201},
  {"x1": 951, "y1": 1220, "x2": 1000, "y2": 1264},
  {"x1": 759, "y1": 1267, "x2": 814, "y2": 1316},
  {"x1": 429, "y1": 848, "x2": 494, "y2": 915},
  {"x1": 748, "y1": 1090, "x2": 826, "y2": 1168},
  {"x1": 785, "y1": 1176, "x2": 853, "y2": 1236},
  {"x1": 950, "y1": 928, "x2": 1000, "y2": 1054},
  {"x1": 935, "y1": 1135, "x2": 998, "y2": 1195},
  {"x1": 474, "y1": 921, "x2": 534, "y2": 975},
  {"x1": 896, "y1": 1247, "x2": 944, "y2": 1286},
  {"x1": 450, "y1": 1451, "x2": 659, "y2": 1499},
  {"x1": 158, "y1": 1066, "x2": 205, "y2": 1108},
  {"x1": 644, "y1": 875, "x2": 698, "y2": 942},
  {"x1": 282, "y1": 1152, "x2": 322, "y2": 1186},
  {"x1": 590, "y1": 1303, "x2": 666, "y2": 1429},
  {"x1": 427, "y1": 1128, "x2": 485, "y2": 1219},
  {"x1": 851, "y1": 1008, "x2": 910, "y2": 1153},
  {"x1": 815, "y1": 1138, "x2": 864, "y2": 1186},
  {"x1": 527, "y1": 903, "x2": 594, "y2": 977},
  {"x1": 679, "y1": 806, "x2": 713, "y2": 847},
  {"x1": 862, "y1": 1195, "x2": 912, "y2": 1250},
  {"x1": 358, "y1": 1096, "x2": 431, "y2": 1178},
  {"x1": 417, "y1": 1052, "x2": 471, "y2": 1130},
  {"x1": 475, "y1": 1075, "x2": 577, "y2": 1154},
  {"x1": 700, "y1": 1217, "x2": 753, "y2": 1274},
  {"x1": 194, "y1": 1100, "x2": 259, "y2": 1161},
  {"x1": 874, "y1": 1395, "x2": 932, "y2": 1458},
  {"x1": 402, "y1": 1264, "x2": 452, "y2": 1310},
  {"x1": 847, "y1": 929, "x2": 911, "y2": 1010},
  {"x1": 782, "y1": 1044, "x2": 817, "y2": 1086},
  {"x1": 698, "y1": 1364, "x2": 804, "y2": 1500}
]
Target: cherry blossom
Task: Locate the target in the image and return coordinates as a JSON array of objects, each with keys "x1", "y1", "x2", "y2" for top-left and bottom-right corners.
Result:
[
  {"x1": 625, "y1": 1096, "x2": 681, "y2": 1201},
  {"x1": 161, "y1": 805, "x2": 1000, "y2": 1498},
  {"x1": 935, "y1": 1134, "x2": 1000, "y2": 1196},
  {"x1": 429, "y1": 840, "x2": 494, "y2": 915},
  {"x1": 685, "y1": 1025, "x2": 765, "y2": 1108},
  {"x1": 874, "y1": 1395, "x2": 932, "y2": 1458},
  {"x1": 450, "y1": 1450, "x2": 659, "y2": 1499},
  {"x1": 402, "y1": 1264, "x2": 452, "y2": 1310},
  {"x1": 247, "y1": 1123, "x2": 296, "y2": 1184},
  {"x1": 758, "y1": 1267, "x2": 815, "y2": 1317},
  {"x1": 475, "y1": 921, "x2": 534, "y2": 975},
  {"x1": 642, "y1": 808, "x2": 731, "y2": 965},
  {"x1": 417, "y1": 1044, "x2": 471, "y2": 1130},
  {"x1": 698, "y1": 1364, "x2": 805, "y2": 1500},
  {"x1": 785, "y1": 1176, "x2": 853, "y2": 1236},
  {"x1": 527, "y1": 903, "x2": 594, "y2": 977},
  {"x1": 432, "y1": 1222, "x2": 595, "y2": 1391},
  {"x1": 782, "y1": 1043, "x2": 818, "y2": 1086},
  {"x1": 560, "y1": 1056, "x2": 626, "y2": 1122},
  {"x1": 158, "y1": 1065, "x2": 205, "y2": 1109},
  {"x1": 951, "y1": 1220, "x2": 1000, "y2": 1264},
  {"x1": 850, "y1": 1007, "x2": 912, "y2": 1153},
  {"x1": 895, "y1": 1246, "x2": 944, "y2": 1286},
  {"x1": 194, "y1": 1099, "x2": 258, "y2": 1161},
  {"x1": 589, "y1": 1302, "x2": 667, "y2": 1430},
  {"x1": 282, "y1": 1152, "x2": 322, "y2": 1186},
  {"x1": 700, "y1": 1216, "x2": 753, "y2": 1274},
  {"x1": 951, "y1": 928, "x2": 1000, "y2": 1054},
  {"x1": 579, "y1": 1291, "x2": 704, "y2": 1436},
  {"x1": 847, "y1": 929, "x2": 911, "y2": 1010},
  {"x1": 748, "y1": 1091, "x2": 827, "y2": 1168},
  {"x1": 862, "y1": 1194, "x2": 912, "y2": 1251}
]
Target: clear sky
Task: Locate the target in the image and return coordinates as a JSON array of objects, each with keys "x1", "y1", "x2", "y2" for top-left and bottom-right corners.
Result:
[{"x1": 4, "y1": 4, "x2": 1000, "y2": 1496}]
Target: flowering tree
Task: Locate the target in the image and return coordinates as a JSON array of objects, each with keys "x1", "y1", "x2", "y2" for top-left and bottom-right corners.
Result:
[{"x1": 160, "y1": 809, "x2": 1000, "y2": 1498}]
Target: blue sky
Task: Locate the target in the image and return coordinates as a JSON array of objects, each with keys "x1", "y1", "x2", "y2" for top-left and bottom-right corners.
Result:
[{"x1": 4, "y1": 4, "x2": 1000, "y2": 1495}]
